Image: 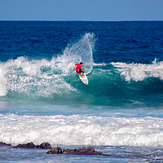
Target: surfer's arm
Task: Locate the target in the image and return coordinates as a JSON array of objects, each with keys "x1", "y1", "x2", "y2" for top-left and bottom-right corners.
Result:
[{"x1": 73, "y1": 64, "x2": 77, "y2": 69}]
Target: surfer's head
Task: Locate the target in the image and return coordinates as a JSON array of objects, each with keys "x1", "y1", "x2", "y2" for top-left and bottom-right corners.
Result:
[{"x1": 80, "y1": 62, "x2": 83, "y2": 65}]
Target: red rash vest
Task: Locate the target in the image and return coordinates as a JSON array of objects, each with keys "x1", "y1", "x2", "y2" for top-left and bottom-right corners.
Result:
[{"x1": 76, "y1": 63, "x2": 81, "y2": 73}]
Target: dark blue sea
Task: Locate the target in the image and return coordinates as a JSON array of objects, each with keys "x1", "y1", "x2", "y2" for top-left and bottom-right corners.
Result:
[{"x1": 0, "y1": 21, "x2": 163, "y2": 162}]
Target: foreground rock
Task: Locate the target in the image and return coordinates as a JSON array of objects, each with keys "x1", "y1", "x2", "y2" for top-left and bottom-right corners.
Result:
[
  {"x1": 47, "y1": 147, "x2": 62, "y2": 154},
  {"x1": 38, "y1": 142, "x2": 52, "y2": 149},
  {"x1": 47, "y1": 146, "x2": 105, "y2": 156},
  {"x1": 0, "y1": 142, "x2": 11, "y2": 146},
  {"x1": 14, "y1": 142, "x2": 52, "y2": 149},
  {"x1": 14, "y1": 142, "x2": 36, "y2": 148},
  {"x1": 0, "y1": 142, "x2": 108, "y2": 156}
]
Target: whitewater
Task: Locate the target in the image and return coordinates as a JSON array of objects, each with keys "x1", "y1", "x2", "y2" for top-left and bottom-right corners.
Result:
[{"x1": 1, "y1": 113, "x2": 163, "y2": 147}]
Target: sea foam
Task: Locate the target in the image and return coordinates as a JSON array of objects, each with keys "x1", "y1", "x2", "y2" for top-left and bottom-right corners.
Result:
[
  {"x1": 111, "y1": 60, "x2": 163, "y2": 81},
  {"x1": 0, "y1": 65, "x2": 7, "y2": 96},
  {"x1": 0, "y1": 114, "x2": 163, "y2": 147}
]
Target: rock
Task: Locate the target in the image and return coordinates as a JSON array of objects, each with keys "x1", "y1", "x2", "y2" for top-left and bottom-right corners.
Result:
[
  {"x1": 14, "y1": 142, "x2": 37, "y2": 149},
  {"x1": 14, "y1": 142, "x2": 52, "y2": 149},
  {"x1": 63, "y1": 149, "x2": 70, "y2": 154},
  {"x1": 39, "y1": 142, "x2": 52, "y2": 149},
  {"x1": 87, "y1": 146, "x2": 95, "y2": 152},
  {"x1": 61, "y1": 146, "x2": 103, "y2": 156},
  {"x1": 78, "y1": 147, "x2": 87, "y2": 153},
  {"x1": 47, "y1": 147, "x2": 62, "y2": 154},
  {"x1": 155, "y1": 158, "x2": 163, "y2": 160},
  {"x1": 63, "y1": 149, "x2": 78, "y2": 154},
  {"x1": 93, "y1": 151, "x2": 103, "y2": 155},
  {"x1": 0, "y1": 142, "x2": 11, "y2": 146}
]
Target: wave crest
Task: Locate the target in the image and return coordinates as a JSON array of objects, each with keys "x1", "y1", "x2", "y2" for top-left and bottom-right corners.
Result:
[{"x1": 111, "y1": 59, "x2": 163, "y2": 82}]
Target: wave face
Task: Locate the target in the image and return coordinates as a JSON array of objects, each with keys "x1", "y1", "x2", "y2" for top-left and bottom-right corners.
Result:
[
  {"x1": 0, "y1": 60, "x2": 162, "y2": 107},
  {"x1": 0, "y1": 33, "x2": 162, "y2": 107}
]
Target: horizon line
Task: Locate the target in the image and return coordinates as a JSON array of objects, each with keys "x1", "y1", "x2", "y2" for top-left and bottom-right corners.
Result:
[{"x1": 0, "y1": 19, "x2": 163, "y2": 22}]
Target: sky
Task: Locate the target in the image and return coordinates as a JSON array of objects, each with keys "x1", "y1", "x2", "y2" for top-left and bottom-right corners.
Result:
[{"x1": 0, "y1": 0, "x2": 163, "y2": 21}]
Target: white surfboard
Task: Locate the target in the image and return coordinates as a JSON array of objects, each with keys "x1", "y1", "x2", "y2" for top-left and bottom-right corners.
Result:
[{"x1": 79, "y1": 73, "x2": 88, "y2": 85}]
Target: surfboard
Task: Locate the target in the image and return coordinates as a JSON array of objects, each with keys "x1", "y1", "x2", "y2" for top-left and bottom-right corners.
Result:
[{"x1": 79, "y1": 73, "x2": 88, "y2": 85}]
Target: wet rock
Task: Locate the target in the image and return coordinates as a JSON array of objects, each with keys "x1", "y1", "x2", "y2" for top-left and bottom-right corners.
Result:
[
  {"x1": 155, "y1": 158, "x2": 163, "y2": 160},
  {"x1": 38, "y1": 142, "x2": 52, "y2": 149},
  {"x1": 78, "y1": 147, "x2": 87, "y2": 153},
  {"x1": 14, "y1": 142, "x2": 37, "y2": 149},
  {"x1": 87, "y1": 146, "x2": 95, "y2": 152},
  {"x1": 63, "y1": 148, "x2": 78, "y2": 154},
  {"x1": 59, "y1": 146, "x2": 103, "y2": 156},
  {"x1": 79, "y1": 147, "x2": 103, "y2": 155},
  {"x1": 0, "y1": 142, "x2": 11, "y2": 146},
  {"x1": 14, "y1": 142, "x2": 52, "y2": 149},
  {"x1": 47, "y1": 147, "x2": 62, "y2": 154},
  {"x1": 62, "y1": 149, "x2": 71, "y2": 154}
]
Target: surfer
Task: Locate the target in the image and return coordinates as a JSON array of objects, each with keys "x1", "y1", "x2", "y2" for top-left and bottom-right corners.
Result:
[{"x1": 73, "y1": 62, "x2": 87, "y2": 78}]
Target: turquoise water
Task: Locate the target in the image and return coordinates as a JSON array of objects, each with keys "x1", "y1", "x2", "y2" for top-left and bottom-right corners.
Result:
[{"x1": 0, "y1": 21, "x2": 163, "y2": 162}]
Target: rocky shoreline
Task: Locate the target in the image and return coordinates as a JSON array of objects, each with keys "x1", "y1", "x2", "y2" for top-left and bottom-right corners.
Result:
[{"x1": 0, "y1": 141, "x2": 108, "y2": 156}]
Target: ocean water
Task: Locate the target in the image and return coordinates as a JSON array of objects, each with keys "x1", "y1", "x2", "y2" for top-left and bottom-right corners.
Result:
[{"x1": 0, "y1": 21, "x2": 163, "y2": 162}]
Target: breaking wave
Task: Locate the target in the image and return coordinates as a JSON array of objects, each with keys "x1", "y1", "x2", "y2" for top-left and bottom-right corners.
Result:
[
  {"x1": 111, "y1": 59, "x2": 163, "y2": 82},
  {"x1": 0, "y1": 33, "x2": 162, "y2": 107},
  {"x1": 0, "y1": 33, "x2": 94, "y2": 97}
]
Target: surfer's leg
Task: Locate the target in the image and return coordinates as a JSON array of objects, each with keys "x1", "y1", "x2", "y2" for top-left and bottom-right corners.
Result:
[{"x1": 82, "y1": 70, "x2": 85, "y2": 77}]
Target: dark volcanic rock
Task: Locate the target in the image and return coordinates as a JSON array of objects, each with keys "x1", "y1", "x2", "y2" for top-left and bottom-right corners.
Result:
[
  {"x1": 0, "y1": 142, "x2": 11, "y2": 146},
  {"x1": 155, "y1": 158, "x2": 163, "y2": 160},
  {"x1": 38, "y1": 142, "x2": 52, "y2": 149},
  {"x1": 49, "y1": 146, "x2": 103, "y2": 156},
  {"x1": 63, "y1": 148, "x2": 78, "y2": 154},
  {"x1": 12, "y1": 143, "x2": 106, "y2": 156},
  {"x1": 78, "y1": 147, "x2": 87, "y2": 153},
  {"x1": 87, "y1": 146, "x2": 95, "y2": 152},
  {"x1": 47, "y1": 147, "x2": 62, "y2": 154},
  {"x1": 76, "y1": 147, "x2": 103, "y2": 155},
  {"x1": 14, "y1": 142, "x2": 37, "y2": 149},
  {"x1": 14, "y1": 142, "x2": 52, "y2": 149}
]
